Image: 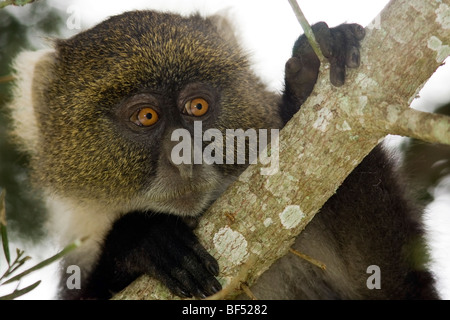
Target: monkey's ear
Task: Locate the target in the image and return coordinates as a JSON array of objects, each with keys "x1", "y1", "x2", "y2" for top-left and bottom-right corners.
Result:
[
  {"x1": 7, "y1": 49, "x2": 56, "y2": 154},
  {"x1": 207, "y1": 10, "x2": 241, "y2": 48}
]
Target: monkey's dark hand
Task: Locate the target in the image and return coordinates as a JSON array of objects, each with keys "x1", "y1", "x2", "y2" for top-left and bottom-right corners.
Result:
[
  {"x1": 281, "y1": 22, "x2": 365, "y2": 123},
  {"x1": 85, "y1": 212, "x2": 221, "y2": 299}
]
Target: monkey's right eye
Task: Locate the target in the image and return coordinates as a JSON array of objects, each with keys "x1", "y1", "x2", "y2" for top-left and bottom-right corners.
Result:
[
  {"x1": 130, "y1": 107, "x2": 159, "y2": 127},
  {"x1": 183, "y1": 98, "x2": 209, "y2": 117}
]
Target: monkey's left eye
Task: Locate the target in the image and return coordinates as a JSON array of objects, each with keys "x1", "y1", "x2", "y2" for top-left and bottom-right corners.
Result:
[
  {"x1": 130, "y1": 107, "x2": 159, "y2": 127},
  {"x1": 183, "y1": 98, "x2": 209, "y2": 117}
]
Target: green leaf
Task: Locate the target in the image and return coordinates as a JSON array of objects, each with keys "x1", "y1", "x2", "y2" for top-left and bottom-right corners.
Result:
[
  {"x1": 287, "y1": 0, "x2": 324, "y2": 60},
  {"x1": 0, "y1": 0, "x2": 36, "y2": 9},
  {"x1": 3, "y1": 239, "x2": 84, "y2": 285},
  {"x1": 0, "y1": 280, "x2": 41, "y2": 300},
  {"x1": 0, "y1": 189, "x2": 10, "y2": 265}
]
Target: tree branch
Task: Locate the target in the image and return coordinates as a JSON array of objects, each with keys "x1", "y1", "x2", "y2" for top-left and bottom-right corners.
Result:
[
  {"x1": 381, "y1": 106, "x2": 450, "y2": 145},
  {"x1": 113, "y1": 0, "x2": 450, "y2": 300}
]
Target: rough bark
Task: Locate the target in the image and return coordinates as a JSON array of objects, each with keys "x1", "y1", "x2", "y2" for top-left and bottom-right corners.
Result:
[{"x1": 113, "y1": 0, "x2": 450, "y2": 300}]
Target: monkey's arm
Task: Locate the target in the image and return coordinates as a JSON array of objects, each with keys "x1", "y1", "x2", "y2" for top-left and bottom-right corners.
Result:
[
  {"x1": 280, "y1": 22, "x2": 365, "y2": 124},
  {"x1": 264, "y1": 22, "x2": 438, "y2": 299},
  {"x1": 79, "y1": 213, "x2": 221, "y2": 299}
]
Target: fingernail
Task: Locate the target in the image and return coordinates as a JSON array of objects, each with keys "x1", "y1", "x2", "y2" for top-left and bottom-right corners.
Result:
[
  {"x1": 212, "y1": 282, "x2": 222, "y2": 294},
  {"x1": 207, "y1": 262, "x2": 220, "y2": 276},
  {"x1": 197, "y1": 290, "x2": 207, "y2": 299},
  {"x1": 178, "y1": 289, "x2": 192, "y2": 298}
]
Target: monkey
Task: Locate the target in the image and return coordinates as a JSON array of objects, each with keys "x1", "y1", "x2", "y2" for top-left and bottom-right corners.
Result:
[{"x1": 6, "y1": 10, "x2": 438, "y2": 299}]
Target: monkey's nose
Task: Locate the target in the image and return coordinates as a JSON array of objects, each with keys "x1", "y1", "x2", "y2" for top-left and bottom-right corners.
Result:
[{"x1": 165, "y1": 138, "x2": 197, "y2": 181}]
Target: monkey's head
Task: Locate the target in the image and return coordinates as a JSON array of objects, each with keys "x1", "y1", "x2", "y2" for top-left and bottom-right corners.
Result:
[{"x1": 12, "y1": 10, "x2": 281, "y2": 216}]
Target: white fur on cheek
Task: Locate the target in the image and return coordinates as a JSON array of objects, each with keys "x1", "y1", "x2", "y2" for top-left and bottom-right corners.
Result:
[{"x1": 8, "y1": 49, "x2": 54, "y2": 154}]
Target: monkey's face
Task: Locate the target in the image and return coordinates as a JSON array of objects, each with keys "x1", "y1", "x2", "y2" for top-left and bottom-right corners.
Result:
[
  {"x1": 32, "y1": 11, "x2": 281, "y2": 216},
  {"x1": 111, "y1": 82, "x2": 237, "y2": 216}
]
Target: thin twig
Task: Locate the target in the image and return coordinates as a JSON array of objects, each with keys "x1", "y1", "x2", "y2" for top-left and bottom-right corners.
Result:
[
  {"x1": 225, "y1": 212, "x2": 236, "y2": 222},
  {"x1": 289, "y1": 248, "x2": 326, "y2": 270},
  {"x1": 287, "y1": 0, "x2": 324, "y2": 60},
  {"x1": 241, "y1": 283, "x2": 258, "y2": 300},
  {"x1": 205, "y1": 254, "x2": 258, "y2": 300},
  {"x1": 0, "y1": 75, "x2": 15, "y2": 83},
  {"x1": 2, "y1": 238, "x2": 86, "y2": 285}
]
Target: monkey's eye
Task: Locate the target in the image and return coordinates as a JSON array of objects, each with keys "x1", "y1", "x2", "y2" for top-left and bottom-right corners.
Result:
[
  {"x1": 130, "y1": 107, "x2": 159, "y2": 127},
  {"x1": 183, "y1": 98, "x2": 209, "y2": 117}
]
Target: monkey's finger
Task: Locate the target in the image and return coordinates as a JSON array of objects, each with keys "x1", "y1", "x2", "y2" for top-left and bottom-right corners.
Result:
[
  {"x1": 197, "y1": 274, "x2": 222, "y2": 298},
  {"x1": 191, "y1": 243, "x2": 220, "y2": 276},
  {"x1": 170, "y1": 229, "x2": 222, "y2": 297},
  {"x1": 285, "y1": 57, "x2": 319, "y2": 87},
  {"x1": 346, "y1": 46, "x2": 361, "y2": 68},
  {"x1": 341, "y1": 25, "x2": 364, "y2": 69},
  {"x1": 332, "y1": 23, "x2": 365, "y2": 46},
  {"x1": 312, "y1": 21, "x2": 333, "y2": 58},
  {"x1": 154, "y1": 267, "x2": 193, "y2": 298},
  {"x1": 176, "y1": 225, "x2": 220, "y2": 276},
  {"x1": 344, "y1": 23, "x2": 366, "y2": 41},
  {"x1": 182, "y1": 242, "x2": 222, "y2": 296},
  {"x1": 327, "y1": 23, "x2": 365, "y2": 86},
  {"x1": 329, "y1": 59, "x2": 346, "y2": 87},
  {"x1": 169, "y1": 266, "x2": 210, "y2": 298},
  {"x1": 285, "y1": 57, "x2": 319, "y2": 104},
  {"x1": 336, "y1": 24, "x2": 364, "y2": 68},
  {"x1": 180, "y1": 253, "x2": 222, "y2": 297},
  {"x1": 285, "y1": 56, "x2": 302, "y2": 77},
  {"x1": 155, "y1": 251, "x2": 218, "y2": 298}
]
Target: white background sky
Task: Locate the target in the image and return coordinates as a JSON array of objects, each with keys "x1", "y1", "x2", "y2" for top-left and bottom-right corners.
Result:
[{"x1": 2, "y1": 0, "x2": 450, "y2": 299}]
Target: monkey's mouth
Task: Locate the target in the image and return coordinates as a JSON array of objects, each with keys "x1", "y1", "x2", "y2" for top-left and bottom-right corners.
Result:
[
  {"x1": 137, "y1": 183, "x2": 217, "y2": 217},
  {"x1": 156, "y1": 190, "x2": 213, "y2": 216},
  {"x1": 171, "y1": 189, "x2": 205, "y2": 204},
  {"x1": 137, "y1": 164, "x2": 232, "y2": 216},
  {"x1": 151, "y1": 182, "x2": 214, "y2": 201}
]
